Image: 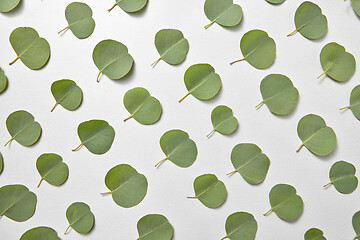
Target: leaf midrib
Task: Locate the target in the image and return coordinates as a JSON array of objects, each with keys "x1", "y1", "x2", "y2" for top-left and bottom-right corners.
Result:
[
  {"x1": 81, "y1": 125, "x2": 109, "y2": 145},
  {"x1": 226, "y1": 218, "x2": 253, "y2": 238},
  {"x1": 234, "y1": 152, "x2": 262, "y2": 172},
  {"x1": 243, "y1": 38, "x2": 269, "y2": 60},
  {"x1": 331, "y1": 174, "x2": 356, "y2": 183},
  {"x1": 55, "y1": 85, "x2": 78, "y2": 105},
  {"x1": 110, "y1": 173, "x2": 138, "y2": 193},
  {"x1": 160, "y1": 38, "x2": 187, "y2": 57},
  {"x1": 0, "y1": 191, "x2": 29, "y2": 216},
  {"x1": 188, "y1": 72, "x2": 214, "y2": 94},
  {"x1": 271, "y1": 194, "x2": 298, "y2": 211},
  {"x1": 129, "y1": 96, "x2": 151, "y2": 116},
  {"x1": 196, "y1": 180, "x2": 219, "y2": 198},
  {"x1": 165, "y1": 138, "x2": 189, "y2": 159},
  {"x1": 214, "y1": 115, "x2": 234, "y2": 130},
  {"x1": 263, "y1": 86, "x2": 295, "y2": 103},
  {"x1": 138, "y1": 221, "x2": 168, "y2": 239}
]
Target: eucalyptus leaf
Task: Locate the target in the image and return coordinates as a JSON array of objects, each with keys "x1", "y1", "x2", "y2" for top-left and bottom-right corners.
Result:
[
  {"x1": 340, "y1": 85, "x2": 360, "y2": 120},
  {"x1": 5, "y1": 110, "x2": 42, "y2": 147},
  {"x1": 204, "y1": 0, "x2": 243, "y2": 29},
  {"x1": 137, "y1": 214, "x2": 174, "y2": 240},
  {"x1": 72, "y1": 119, "x2": 115, "y2": 155},
  {"x1": 36, "y1": 153, "x2": 69, "y2": 188},
  {"x1": 304, "y1": 228, "x2": 326, "y2": 240},
  {"x1": 296, "y1": 114, "x2": 336, "y2": 156},
  {"x1": 179, "y1": 63, "x2": 222, "y2": 102},
  {"x1": 323, "y1": 161, "x2": 358, "y2": 194},
  {"x1": 352, "y1": 0, "x2": 360, "y2": 16},
  {"x1": 318, "y1": 42, "x2": 356, "y2": 82},
  {"x1": 0, "y1": 0, "x2": 21, "y2": 12},
  {"x1": 0, "y1": 67, "x2": 8, "y2": 94},
  {"x1": 266, "y1": 0, "x2": 285, "y2": 4},
  {"x1": 0, "y1": 184, "x2": 37, "y2": 222},
  {"x1": 0, "y1": 152, "x2": 3, "y2": 174},
  {"x1": 353, "y1": 211, "x2": 360, "y2": 240},
  {"x1": 264, "y1": 184, "x2": 303, "y2": 221},
  {"x1": 20, "y1": 227, "x2": 60, "y2": 240},
  {"x1": 51, "y1": 79, "x2": 83, "y2": 112},
  {"x1": 152, "y1": 29, "x2": 189, "y2": 66},
  {"x1": 221, "y1": 212, "x2": 257, "y2": 240},
  {"x1": 101, "y1": 164, "x2": 148, "y2": 208},
  {"x1": 123, "y1": 87, "x2": 162, "y2": 124},
  {"x1": 9, "y1": 27, "x2": 50, "y2": 70},
  {"x1": 108, "y1": 0, "x2": 148, "y2": 12},
  {"x1": 65, "y1": 202, "x2": 94, "y2": 235},
  {"x1": 188, "y1": 174, "x2": 227, "y2": 208},
  {"x1": 228, "y1": 143, "x2": 270, "y2": 185},
  {"x1": 208, "y1": 105, "x2": 238, "y2": 137},
  {"x1": 156, "y1": 129, "x2": 197, "y2": 168},
  {"x1": 93, "y1": 39, "x2": 134, "y2": 82},
  {"x1": 230, "y1": 29, "x2": 276, "y2": 69}
]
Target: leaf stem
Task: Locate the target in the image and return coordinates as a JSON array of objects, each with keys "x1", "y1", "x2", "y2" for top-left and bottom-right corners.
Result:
[
  {"x1": 9, "y1": 56, "x2": 19, "y2": 65},
  {"x1": 37, "y1": 179, "x2": 43, "y2": 188},
  {"x1": 108, "y1": 3, "x2": 117, "y2": 12},
  {"x1": 206, "y1": 129, "x2": 215, "y2": 138},
  {"x1": 339, "y1": 106, "x2": 350, "y2": 110},
  {"x1": 123, "y1": 115, "x2": 133, "y2": 122},
  {"x1": 155, "y1": 157, "x2": 168, "y2": 167},
  {"x1": 263, "y1": 209, "x2": 273, "y2": 216},
  {"x1": 178, "y1": 92, "x2": 190, "y2": 103},
  {"x1": 230, "y1": 58, "x2": 245, "y2": 65},
  {"x1": 287, "y1": 29, "x2": 298, "y2": 37},
  {"x1": 151, "y1": 57, "x2": 162, "y2": 67},
  {"x1": 96, "y1": 71, "x2": 102, "y2": 83},
  {"x1": 4, "y1": 138, "x2": 13, "y2": 147},
  {"x1": 72, "y1": 143, "x2": 83, "y2": 152},
  {"x1": 255, "y1": 101, "x2": 264, "y2": 108},
  {"x1": 58, "y1": 26, "x2": 69, "y2": 34},
  {"x1": 64, "y1": 225, "x2": 71, "y2": 235},
  {"x1": 317, "y1": 71, "x2": 327, "y2": 79},
  {"x1": 227, "y1": 170, "x2": 237, "y2": 176},
  {"x1": 323, "y1": 182, "x2": 333, "y2": 188},
  {"x1": 220, "y1": 237, "x2": 228, "y2": 240},
  {"x1": 204, "y1": 21, "x2": 215, "y2": 29},
  {"x1": 100, "y1": 191, "x2": 112, "y2": 195},
  {"x1": 187, "y1": 196, "x2": 197, "y2": 199},
  {"x1": 50, "y1": 102, "x2": 58, "y2": 112},
  {"x1": 296, "y1": 144, "x2": 304, "y2": 153}
]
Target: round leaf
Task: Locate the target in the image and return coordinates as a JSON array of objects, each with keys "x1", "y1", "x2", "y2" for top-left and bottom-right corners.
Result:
[
  {"x1": 0, "y1": 0, "x2": 20, "y2": 13},
  {"x1": 0, "y1": 152, "x2": 3, "y2": 174},
  {"x1": 5, "y1": 110, "x2": 42, "y2": 147},
  {"x1": 353, "y1": 211, "x2": 360, "y2": 240},
  {"x1": 0, "y1": 67, "x2": 8, "y2": 94},
  {"x1": 51, "y1": 79, "x2": 83, "y2": 112},
  {"x1": 0, "y1": 184, "x2": 37, "y2": 222},
  {"x1": 9, "y1": 27, "x2": 50, "y2": 70},
  {"x1": 204, "y1": 0, "x2": 243, "y2": 28},
  {"x1": 266, "y1": 0, "x2": 285, "y2": 4},
  {"x1": 73, "y1": 119, "x2": 115, "y2": 155},
  {"x1": 341, "y1": 85, "x2": 360, "y2": 120},
  {"x1": 296, "y1": 114, "x2": 336, "y2": 156},
  {"x1": 222, "y1": 212, "x2": 258, "y2": 240},
  {"x1": 108, "y1": 0, "x2": 148, "y2": 13},
  {"x1": 93, "y1": 39, "x2": 134, "y2": 82},
  {"x1": 102, "y1": 164, "x2": 148, "y2": 208},
  {"x1": 65, "y1": 202, "x2": 94, "y2": 235},
  {"x1": 36, "y1": 153, "x2": 69, "y2": 188},
  {"x1": 352, "y1": 0, "x2": 360, "y2": 16},
  {"x1": 20, "y1": 226, "x2": 60, "y2": 240},
  {"x1": 137, "y1": 214, "x2": 173, "y2": 240},
  {"x1": 324, "y1": 161, "x2": 358, "y2": 194},
  {"x1": 304, "y1": 228, "x2": 326, "y2": 240},
  {"x1": 208, "y1": 105, "x2": 238, "y2": 137}
]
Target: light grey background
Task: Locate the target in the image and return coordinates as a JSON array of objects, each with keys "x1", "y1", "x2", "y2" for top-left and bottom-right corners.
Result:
[{"x1": 0, "y1": 0, "x2": 360, "y2": 239}]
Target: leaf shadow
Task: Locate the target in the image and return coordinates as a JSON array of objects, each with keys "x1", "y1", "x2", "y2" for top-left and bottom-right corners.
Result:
[
  {"x1": 0, "y1": 0, "x2": 24, "y2": 17},
  {"x1": 124, "y1": 2, "x2": 149, "y2": 18}
]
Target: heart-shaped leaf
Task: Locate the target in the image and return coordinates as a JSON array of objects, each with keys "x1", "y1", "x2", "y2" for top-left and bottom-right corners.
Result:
[
  {"x1": 0, "y1": 152, "x2": 3, "y2": 174},
  {"x1": 221, "y1": 212, "x2": 258, "y2": 240},
  {"x1": 0, "y1": 67, "x2": 8, "y2": 94},
  {"x1": 207, "y1": 105, "x2": 238, "y2": 137},
  {"x1": 5, "y1": 110, "x2": 42, "y2": 147},
  {"x1": 0, "y1": 0, "x2": 20, "y2": 12},
  {"x1": 58, "y1": 2, "x2": 95, "y2": 39},
  {"x1": 264, "y1": 184, "x2": 303, "y2": 221},
  {"x1": 65, "y1": 202, "x2": 94, "y2": 235},
  {"x1": 257, "y1": 74, "x2": 299, "y2": 115},
  {"x1": 50, "y1": 79, "x2": 83, "y2": 112},
  {"x1": 36, "y1": 153, "x2": 69, "y2": 188},
  {"x1": 318, "y1": 42, "x2": 356, "y2": 82},
  {"x1": 323, "y1": 161, "x2": 358, "y2": 194},
  {"x1": 204, "y1": 0, "x2": 243, "y2": 29},
  {"x1": 123, "y1": 87, "x2": 162, "y2": 125},
  {"x1": 108, "y1": 0, "x2": 148, "y2": 13},
  {"x1": 9, "y1": 27, "x2": 50, "y2": 70},
  {"x1": 101, "y1": 164, "x2": 148, "y2": 208},
  {"x1": 188, "y1": 174, "x2": 227, "y2": 208},
  {"x1": 156, "y1": 129, "x2": 197, "y2": 168},
  {"x1": 296, "y1": 114, "x2": 336, "y2": 156},
  {"x1": 304, "y1": 228, "x2": 326, "y2": 240},
  {"x1": 0, "y1": 184, "x2": 37, "y2": 222},
  {"x1": 352, "y1": 0, "x2": 360, "y2": 16},
  {"x1": 266, "y1": 0, "x2": 285, "y2": 4},
  {"x1": 340, "y1": 85, "x2": 360, "y2": 120},
  {"x1": 288, "y1": 1, "x2": 327, "y2": 39},
  {"x1": 227, "y1": 143, "x2": 270, "y2": 185},
  {"x1": 179, "y1": 63, "x2": 222, "y2": 102},
  {"x1": 231, "y1": 29, "x2": 276, "y2": 69},
  {"x1": 137, "y1": 214, "x2": 174, "y2": 240},
  {"x1": 152, "y1": 29, "x2": 189, "y2": 66},
  {"x1": 72, "y1": 119, "x2": 115, "y2": 155},
  {"x1": 20, "y1": 226, "x2": 60, "y2": 240},
  {"x1": 93, "y1": 39, "x2": 134, "y2": 82},
  {"x1": 353, "y1": 211, "x2": 360, "y2": 240}
]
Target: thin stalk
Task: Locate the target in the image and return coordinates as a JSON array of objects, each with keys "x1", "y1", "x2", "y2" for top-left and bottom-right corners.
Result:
[
  {"x1": 100, "y1": 191, "x2": 111, "y2": 195},
  {"x1": 221, "y1": 237, "x2": 228, "y2": 240},
  {"x1": 339, "y1": 106, "x2": 350, "y2": 110},
  {"x1": 354, "y1": 234, "x2": 360, "y2": 240},
  {"x1": 50, "y1": 102, "x2": 58, "y2": 112},
  {"x1": 255, "y1": 101, "x2": 264, "y2": 108},
  {"x1": 204, "y1": 21, "x2": 215, "y2": 29},
  {"x1": 72, "y1": 143, "x2": 83, "y2": 151},
  {"x1": 155, "y1": 157, "x2": 167, "y2": 167},
  {"x1": 287, "y1": 29, "x2": 298, "y2": 37},
  {"x1": 96, "y1": 71, "x2": 102, "y2": 83},
  {"x1": 37, "y1": 179, "x2": 43, "y2": 188},
  {"x1": 178, "y1": 92, "x2": 190, "y2": 103},
  {"x1": 227, "y1": 170, "x2": 237, "y2": 176},
  {"x1": 263, "y1": 209, "x2": 273, "y2": 216},
  {"x1": 58, "y1": 26, "x2": 69, "y2": 34},
  {"x1": 230, "y1": 58, "x2": 245, "y2": 65},
  {"x1": 187, "y1": 196, "x2": 197, "y2": 199},
  {"x1": 323, "y1": 182, "x2": 333, "y2": 188},
  {"x1": 317, "y1": 71, "x2": 327, "y2": 79},
  {"x1": 151, "y1": 57, "x2": 162, "y2": 67},
  {"x1": 207, "y1": 129, "x2": 215, "y2": 138},
  {"x1": 4, "y1": 138, "x2": 13, "y2": 147},
  {"x1": 9, "y1": 56, "x2": 19, "y2": 65},
  {"x1": 296, "y1": 144, "x2": 304, "y2": 153},
  {"x1": 108, "y1": 3, "x2": 117, "y2": 12},
  {"x1": 123, "y1": 115, "x2": 133, "y2": 122},
  {"x1": 64, "y1": 225, "x2": 71, "y2": 235}
]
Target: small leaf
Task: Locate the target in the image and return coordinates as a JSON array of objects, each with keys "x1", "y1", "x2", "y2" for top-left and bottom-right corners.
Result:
[
  {"x1": 352, "y1": 0, "x2": 360, "y2": 16},
  {"x1": 340, "y1": 85, "x2": 360, "y2": 120},
  {"x1": 179, "y1": 63, "x2": 222, "y2": 102},
  {"x1": 93, "y1": 39, "x2": 134, "y2": 82},
  {"x1": 0, "y1": 184, "x2": 37, "y2": 222},
  {"x1": 266, "y1": 0, "x2": 285, "y2": 4},
  {"x1": 0, "y1": 67, "x2": 8, "y2": 94},
  {"x1": 208, "y1": 105, "x2": 238, "y2": 137},
  {"x1": 152, "y1": 29, "x2": 189, "y2": 66},
  {"x1": 228, "y1": 143, "x2": 270, "y2": 184},
  {"x1": 221, "y1": 212, "x2": 258, "y2": 240},
  {"x1": 137, "y1": 214, "x2": 173, "y2": 240},
  {"x1": 9, "y1": 27, "x2": 50, "y2": 70},
  {"x1": 50, "y1": 79, "x2": 83, "y2": 112},
  {"x1": 0, "y1": 0, "x2": 20, "y2": 13},
  {"x1": 156, "y1": 129, "x2": 197, "y2": 168},
  {"x1": 264, "y1": 184, "x2": 303, "y2": 221},
  {"x1": 101, "y1": 164, "x2": 148, "y2": 208},
  {"x1": 20, "y1": 226, "x2": 60, "y2": 240},
  {"x1": 188, "y1": 174, "x2": 227, "y2": 208},
  {"x1": 108, "y1": 0, "x2": 148, "y2": 13},
  {"x1": 0, "y1": 152, "x2": 3, "y2": 174},
  {"x1": 296, "y1": 114, "x2": 336, "y2": 156},
  {"x1": 304, "y1": 228, "x2": 326, "y2": 240},
  {"x1": 5, "y1": 110, "x2": 42, "y2": 147},
  {"x1": 353, "y1": 211, "x2": 360, "y2": 240},
  {"x1": 231, "y1": 29, "x2": 276, "y2": 69},
  {"x1": 324, "y1": 161, "x2": 358, "y2": 194},
  {"x1": 318, "y1": 42, "x2": 356, "y2": 82},
  {"x1": 72, "y1": 119, "x2": 115, "y2": 155},
  {"x1": 204, "y1": 0, "x2": 243, "y2": 29},
  {"x1": 65, "y1": 202, "x2": 94, "y2": 235},
  {"x1": 36, "y1": 153, "x2": 69, "y2": 188}
]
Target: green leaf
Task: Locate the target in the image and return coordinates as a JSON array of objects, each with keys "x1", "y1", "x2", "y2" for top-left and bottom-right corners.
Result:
[
  {"x1": 156, "y1": 129, "x2": 197, "y2": 168},
  {"x1": 137, "y1": 214, "x2": 173, "y2": 240},
  {"x1": 65, "y1": 202, "x2": 94, "y2": 235},
  {"x1": 304, "y1": 228, "x2": 326, "y2": 240},
  {"x1": 0, "y1": 67, "x2": 8, "y2": 94},
  {"x1": 228, "y1": 143, "x2": 270, "y2": 184},
  {"x1": 264, "y1": 184, "x2": 303, "y2": 221},
  {"x1": 0, "y1": 184, "x2": 37, "y2": 222},
  {"x1": 323, "y1": 161, "x2": 358, "y2": 194},
  {"x1": 352, "y1": 0, "x2": 360, "y2": 16},
  {"x1": 296, "y1": 114, "x2": 336, "y2": 156},
  {"x1": 353, "y1": 211, "x2": 360, "y2": 240},
  {"x1": 108, "y1": 0, "x2": 148, "y2": 13},
  {"x1": 123, "y1": 87, "x2": 162, "y2": 125},
  {"x1": 318, "y1": 42, "x2": 356, "y2": 82},
  {"x1": 101, "y1": 164, "x2": 148, "y2": 208},
  {"x1": 204, "y1": 0, "x2": 243, "y2": 29},
  {"x1": 208, "y1": 105, "x2": 238, "y2": 137},
  {"x1": 231, "y1": 29, "x2": 276, "y2": 69},
  {"x1": 0, "y1": 152, "x2": 3, "y2": 175},
  {"x1": 9, "y1": 27, "x2": 50, "y2": 70},
  {"x1": 93, "y1": 39, "x2": 134, "y2": 82},
  {"x1": 5, "y1": 110, "x2": 42, "y2": 147},
  {"x1": 188, "y1": 174, "x2": 227, "y2": 208},
  {"x1": 340, "y1": 85, "x2": 360, "y2": 120},
  {"x1": 50, "y1": 79, "x2": 83, "y2": 112},
  {"x1": 58, "y1": 2, "x2": 95, "y2": 39},
  {"x1": 36, "y1": 153, "x2": 69, "y2": 188},
  {"x1": 257, "y1": 74, "x2": 299, "y2": 115},
  {"x1": 266, "y1": 0, "x2": 285, "y2": 4},
  {"x1": 222, "y1": 212, "x2": 257, "y2": 240},
  {"x1": 0, "y1": 0, "x2": 20, "y2": 13},
  {"x1": 152, "y1": 29, "x2": 189, "y2": 66},
  {"x1": 72, "y1": 119, "x2": 115, "y2": 155},
  {"x1": 20, "y1": 226, "x2": 60, "y2": 240},
  {"x1": 288, "y1": 1, "x2": 327, "y2": 39},
  {"x1": 179, "y1": 63, "x2": 222, "y2": 102}
]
